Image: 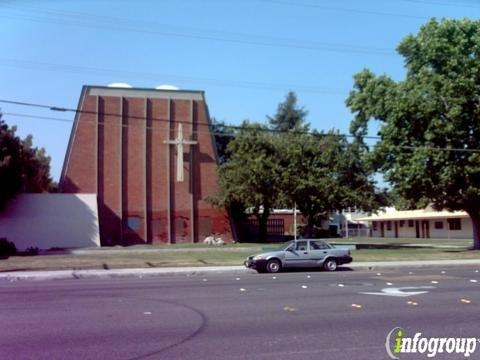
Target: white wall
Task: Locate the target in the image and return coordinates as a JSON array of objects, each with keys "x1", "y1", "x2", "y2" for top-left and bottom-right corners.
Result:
[
  {"x1": 0, "y1": 194, "x2": 100, "y2": 250},
  {"x1": 429, "y1": 218, "x2": 472, "y2": 239},
  {"x1": 370, "y1": 218, "x2": 472, "y2": 240}
]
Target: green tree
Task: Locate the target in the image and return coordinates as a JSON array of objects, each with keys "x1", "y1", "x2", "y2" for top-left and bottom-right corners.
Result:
[
  {"x1": 210, "y1": 118, "x2": 236, "y2": 164},
  {"x1": 278, "y1": 131, "x2": 384, "y2": 237},
  {"x1": 213, "y1": 122, "x2": 282, "y2": 242},
  {"x1": 0, "y1": 114, "x2": 53, "y2": 209},
  {"x1": 268, "y1": 91, "x2": 309, "y2": 131},
  {"x1": 346, "y1": 18, "x2": 480, "y2": 249}
]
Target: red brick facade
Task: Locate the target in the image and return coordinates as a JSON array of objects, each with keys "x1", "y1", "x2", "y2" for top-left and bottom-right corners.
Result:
[{"x1": 60, "y1": 86, "x2": 233, "y2": 245}]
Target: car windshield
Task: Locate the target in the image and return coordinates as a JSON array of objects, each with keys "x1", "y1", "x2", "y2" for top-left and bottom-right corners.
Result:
[{"x1": 274, "y1": 241, "x2": 294, "y2": 251}]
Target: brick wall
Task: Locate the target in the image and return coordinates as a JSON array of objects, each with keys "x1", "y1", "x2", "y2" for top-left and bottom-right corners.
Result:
[{"x1": 61, "y1": 86, "x2": 233, "y2": 245}]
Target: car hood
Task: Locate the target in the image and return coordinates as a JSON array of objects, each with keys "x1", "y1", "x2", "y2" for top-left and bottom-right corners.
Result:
[{"x1": 248, "y1": 250, "x2": 285, "y2": 259}]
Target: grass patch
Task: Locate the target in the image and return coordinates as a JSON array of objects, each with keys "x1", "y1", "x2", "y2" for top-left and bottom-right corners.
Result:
[{"x1": 1, "y1": 242, "x2": 479, "y2": 272}]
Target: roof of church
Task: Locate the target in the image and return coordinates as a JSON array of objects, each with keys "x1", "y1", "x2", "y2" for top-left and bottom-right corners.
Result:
[
  {"x1": 356, "y1": 208, "x2": 469, "y2": 221},
  {"x1": 83, "y1": 85, "x2": 205, "y2": 101}
]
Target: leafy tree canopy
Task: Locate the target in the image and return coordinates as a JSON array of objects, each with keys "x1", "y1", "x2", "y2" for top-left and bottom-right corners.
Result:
[
  {"x1": 277, "y1": 131, "x2": 386, "y2": 237},
  {"x1": 0, "y1": 114, "x2": 54, "y2": 209},
  {"x1": 213, "y1": 121, "x2": 282, "y2": 241},
  {"x1": 268, "y1": 91, "x2": 309, "y2": 132},
  {"x1": 210, "y1": 118, "x2": 236, "y2": 164},
  {"x1": 346, "y1": 18, "x2": 480, "y2": 249}
]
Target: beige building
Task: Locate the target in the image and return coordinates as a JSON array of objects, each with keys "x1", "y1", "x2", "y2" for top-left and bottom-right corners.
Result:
[{"x1": 357, "y1": 207, "x2": 472, "y2": 240}]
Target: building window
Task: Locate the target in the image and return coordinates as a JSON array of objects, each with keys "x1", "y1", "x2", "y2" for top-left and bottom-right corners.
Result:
[
  {"x1": 127, "y1": 217, "x2": 141, "y2": 231},
  {"x1": 372, "y1": 221, "x2": 378, "y2": 231},
  {"x1": 399, "y1": 220, "x2": 405, "y2": 227},
  {"x1": 386, "y1": 221, "x2": 392, "y2": 231},
  {"x1": 448, "y1": 218, "x2": 461, "y2": 231},
  {"x1": 434, "y1": 221, "x2": 444, "y2": 229},
  {"x1": 408, "y1": 220, "x2": 414, "y2": 227}
]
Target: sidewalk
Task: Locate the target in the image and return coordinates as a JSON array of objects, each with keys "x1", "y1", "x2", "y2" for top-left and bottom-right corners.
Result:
[{"x1": 1, "y1": 260, "x2": 480, "y2": 281}]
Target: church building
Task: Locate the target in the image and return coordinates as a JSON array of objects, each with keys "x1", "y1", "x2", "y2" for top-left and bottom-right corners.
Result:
[{"x1": 60, "y1": 85, "x2": 234, "y2": 245}]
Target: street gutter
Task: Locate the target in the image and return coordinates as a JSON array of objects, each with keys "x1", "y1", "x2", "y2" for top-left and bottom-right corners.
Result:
[{"x1": 1, "y1": 260, "x2": 480, "y2": 281}]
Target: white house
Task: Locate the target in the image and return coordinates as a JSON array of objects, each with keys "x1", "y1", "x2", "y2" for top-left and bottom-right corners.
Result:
[{"x1": 357, "y1": 207, "x2": 472, "y2": 240}]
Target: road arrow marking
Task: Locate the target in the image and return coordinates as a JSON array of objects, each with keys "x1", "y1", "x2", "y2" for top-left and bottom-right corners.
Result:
[{"x1": 360, "y1": 286, "x2": 435, "y2": 297}]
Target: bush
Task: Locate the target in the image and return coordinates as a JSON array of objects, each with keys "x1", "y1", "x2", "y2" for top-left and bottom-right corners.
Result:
[
  {"x1": 20, "y1": 247, "x2": 39, "y2": 256},
  {"x1": 0, "y1": 238, "x2": 17, "y2": 259}
]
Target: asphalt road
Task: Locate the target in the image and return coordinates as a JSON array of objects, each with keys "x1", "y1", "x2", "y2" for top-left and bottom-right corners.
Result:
[{"x1": 1, "y1": 266, "x2": 479, "y2": 360}]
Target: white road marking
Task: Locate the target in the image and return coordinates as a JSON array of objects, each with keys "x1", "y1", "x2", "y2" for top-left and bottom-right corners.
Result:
[
  {"x1": 470, "y1": 279, "x2": 478, "y2": 283},
  {"x1": 360, "y1": 286, "x2": 435, "y2": 297}
]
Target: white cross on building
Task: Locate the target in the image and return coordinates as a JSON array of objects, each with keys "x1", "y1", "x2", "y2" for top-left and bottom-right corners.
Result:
[{"x1": 164, "y1": 124, "x2": 197, "y2": 182}]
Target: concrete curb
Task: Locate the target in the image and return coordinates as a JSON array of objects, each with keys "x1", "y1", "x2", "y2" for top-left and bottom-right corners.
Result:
[
  {"x1": 1, "y1": 260, "x2": 480, "y2": 281},
  {"x1": 0, "y1": 266, "x2": 252, "y2": 281},
  {"x1": 349, "y1": 259, "x2": 480, "y2": 270}
]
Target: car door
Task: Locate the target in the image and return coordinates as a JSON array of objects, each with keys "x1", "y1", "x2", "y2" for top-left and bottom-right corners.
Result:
[
  {"x1": 308, "y1": 240, "x2": 331, "y2": 267},
  {"x1": 284, "y1": 240, "x2": 314, "y2": 268}
]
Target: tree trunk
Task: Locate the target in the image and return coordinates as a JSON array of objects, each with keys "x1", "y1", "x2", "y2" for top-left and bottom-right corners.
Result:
[
  {"x1": 305, "y1": 216, "x2": 315, "y2": 238},
  {"x1": 468, "y1": 212, "x2": 480, "y2": 250},
  {"x1": 257, "y1": 209, "x2": 270, "y2": 243}
]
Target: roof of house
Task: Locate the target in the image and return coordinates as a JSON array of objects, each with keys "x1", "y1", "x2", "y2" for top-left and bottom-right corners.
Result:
[{"x1": 357, "y1": 208, "x2": 469, "y2": 221}]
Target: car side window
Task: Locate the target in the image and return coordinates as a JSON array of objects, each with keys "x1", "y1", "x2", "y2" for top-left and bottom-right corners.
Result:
[
  {"x1": 295, "y1": 241, "x2": 308, "y2": 251},
  {"x1": 310, "y1": 240, "x2": 329, "y2": 250}
]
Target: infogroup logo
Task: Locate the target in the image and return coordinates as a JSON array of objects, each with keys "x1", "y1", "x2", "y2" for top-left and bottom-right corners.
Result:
[{"x1": 385, "y1": 327, "x2": 479, "y2": 359}]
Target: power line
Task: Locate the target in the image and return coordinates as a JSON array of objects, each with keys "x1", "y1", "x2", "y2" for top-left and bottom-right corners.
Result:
[
  {"x1": 255, "y1": 0, "x2": 426, "y2": 20},
  {"x1": 0, "y1": 58, "x2": 347, "y2": 95},
  {"x1": 397, "y1": 0, "x2": 480, "y2": 9},
  {"x1": 0, "y1": 101, "x2": 379, "y2": 140},
  {"x1": 4, "y1": 102, "x2": 480, "y2": 154},
  {"x1": 0, "y1": 5, "x2": 395, "y2": 56}
]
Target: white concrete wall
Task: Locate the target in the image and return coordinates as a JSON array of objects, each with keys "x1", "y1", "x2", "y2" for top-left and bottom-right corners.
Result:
[
  {"x1": 428, "y1": 218, "x2": 472, "y2": 239},
  {"x1": 398, "y1": 221, "x2": 416, "y2": 238},
  {"x1": 0, "y1": 194, "x2": 100, "y2": 250}
]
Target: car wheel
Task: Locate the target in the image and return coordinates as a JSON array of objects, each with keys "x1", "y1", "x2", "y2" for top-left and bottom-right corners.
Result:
[
  {"x1": 323, "y1": 258, "x2": 337, "y2": 272},
  {"x1": 266, "y1": 259, "x2": 281, "y2": 273}
]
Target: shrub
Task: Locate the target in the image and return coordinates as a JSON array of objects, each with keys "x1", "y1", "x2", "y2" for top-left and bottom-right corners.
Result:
[
  {"x1": 0, "y1": 238, "x2": 17, "y2": 259},
  {"x1": 21, "y1": 247, "x2": 39, "y2": 256}
]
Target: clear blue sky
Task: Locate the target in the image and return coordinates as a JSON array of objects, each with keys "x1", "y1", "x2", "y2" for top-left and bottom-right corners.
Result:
[{"x1": 1, "y1": 0, "x2": 480, "y2": 181}]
